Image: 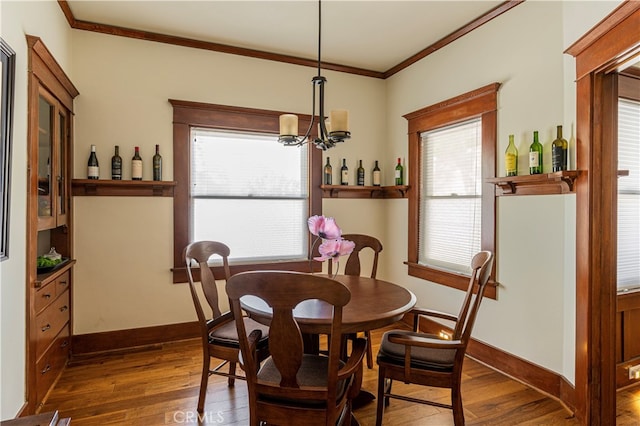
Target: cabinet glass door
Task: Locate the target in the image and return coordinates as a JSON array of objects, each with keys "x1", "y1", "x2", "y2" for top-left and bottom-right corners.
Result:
[
  {"x1": 37, "y1": 94, "x2": 54, "y2": 228},
  {"x1": 57, "y1": 110, "x2": 68, "y2": 224}
]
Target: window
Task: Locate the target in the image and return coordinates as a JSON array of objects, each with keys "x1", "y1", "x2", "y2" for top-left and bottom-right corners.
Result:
[
  {"x1": 191, "y1": 129, "x2": 309, "y2": 263},
  {"x1": 419, "y1": 118, "x2": 482, "y2": 275},
  {"x1": 405, "y1": 83, "x2": 498, "y2": 298},
  {"x1": 171, "y1": 101, "x2": 322, "y2": 283},
  {"x1": 617, "y1": 96, "x2": 640, "y2": 292}
]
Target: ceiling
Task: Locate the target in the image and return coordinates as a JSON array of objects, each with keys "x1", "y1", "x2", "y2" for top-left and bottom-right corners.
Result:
[{"x1": 64, "y1": 0, "x2": 512, "y2": 75}]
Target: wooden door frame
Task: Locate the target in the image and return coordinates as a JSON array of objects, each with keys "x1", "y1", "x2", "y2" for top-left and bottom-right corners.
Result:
[{"x1": 565, "y1": 2, "x2": 640, "y2": 424}]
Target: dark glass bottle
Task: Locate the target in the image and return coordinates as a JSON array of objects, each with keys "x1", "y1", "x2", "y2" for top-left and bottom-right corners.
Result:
[
  {"x1": 87, "y1": 145, "x2": 99, "y2": 179},
  {"x1": 111, "y1": 145, "x2": 122, "y2": 180},
  {"x1": 551, "y1": 125, "x2": 568, "y2": 172},
  {"x1": 529, "y1": 131, "x2": 543, "y2": 175},
  {"x1": 153, "y1": 144, "x2": 162, "y2": 181},
  {"x1": 372, "y1": 160, "x2": 381, "y2": 186},
  {"x1": 323, "y1": 157, "x2": 332, "y2": 185},
  {"x1": 340, "y1": 159, "x2": 348, "y2": 185},
  {"x1": 357, "y1": 160, "x2": 365, "y2": 186},
  {"x1": 132, "y1": 146, "x2": 142, "y2": 180},
  {"x1": 395, "y1": 157, "x2": 404, "y2": 185}
]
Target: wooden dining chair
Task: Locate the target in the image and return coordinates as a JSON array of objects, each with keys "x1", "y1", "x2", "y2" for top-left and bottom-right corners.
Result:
[
  {"x1": 329, "y1": 233, "x2": 383, "y2": 368},
  {"x1": 375, "y1": 250, "x2": 494, "y2": 426},
  {"x1": 184, "y1": 241, "x2": 270, "y2": 413},
  {"x1": 226, "y1": 271, "x2": 367, "y2": 426}
]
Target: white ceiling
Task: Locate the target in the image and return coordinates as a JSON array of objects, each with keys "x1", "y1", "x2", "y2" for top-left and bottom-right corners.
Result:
[{"x1": 65, "y1": 0, "x2": 506, "y2": 73}]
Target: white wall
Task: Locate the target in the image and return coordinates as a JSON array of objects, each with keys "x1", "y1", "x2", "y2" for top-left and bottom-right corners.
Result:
[
  {"x1": 70, "y1": 32, "x2": 387, "y2": 334},
  {"x1": 383, "y1": 0, "x2": 621, "y2": 386},
  {"x1": 0, "y1": 0, "x2": 73, "y2": 419}
]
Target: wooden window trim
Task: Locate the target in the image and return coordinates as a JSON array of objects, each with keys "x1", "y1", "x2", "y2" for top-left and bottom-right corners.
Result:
[
  {"x1": 404, "y1": 83, "x2": 499, "y2": 299},
  {"x1": 170, "y1": 100, "x2": 322, "y2": 283}
]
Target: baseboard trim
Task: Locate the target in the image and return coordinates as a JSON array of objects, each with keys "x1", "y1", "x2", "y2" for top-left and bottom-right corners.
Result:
[
  {"x1": 72, "y1": 321, "x2": 199, "y2": 356},
  {"x1": 402, "y1": 315, "x2": 576, "y2": 414}
]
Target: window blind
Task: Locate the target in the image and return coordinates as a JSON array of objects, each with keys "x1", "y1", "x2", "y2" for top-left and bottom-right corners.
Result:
[
  {"x1": 190, "y1": 128, "x2": 309, "y2": 263},
  {"x1": 618, "y1": 98, "x2": 640, "y2": 291},
  {"x1": 419, "y1": 118, "x2": 482, "y2": 275}
]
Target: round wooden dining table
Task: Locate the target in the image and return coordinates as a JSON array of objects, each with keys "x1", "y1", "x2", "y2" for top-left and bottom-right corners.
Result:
[
  {"x1": 239, "y1": 274, "x2": 417, "y2": 336},
  {"x1": 239, "y1": 273, "x2": 416, "y2": 419}
]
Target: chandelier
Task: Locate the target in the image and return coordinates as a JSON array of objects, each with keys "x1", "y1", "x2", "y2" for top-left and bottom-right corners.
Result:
[{"x1": 278, "y1": 0, "x2": 350, "y2": 151}]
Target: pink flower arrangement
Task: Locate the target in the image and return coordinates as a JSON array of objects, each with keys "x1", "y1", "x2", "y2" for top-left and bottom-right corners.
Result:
[{"x1": 307, "y1": 215, "x2": 355, "y2": 264}]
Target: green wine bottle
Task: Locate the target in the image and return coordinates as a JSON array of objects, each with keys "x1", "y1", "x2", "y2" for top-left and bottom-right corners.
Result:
[
  {"x1": 324, "y1": 157, "x2": 332, "y2": 185},
  {"x1": 357, "y1": 160, "x2": 365, "y2": 186},
  {"x1": 505, "y1": 134, "x2": 518, "y2": 177},
  {"x1": 528, "y1": 131, "x2": 543, "y2": 175},
  {"x1": 395, "y1": 157, "x2": 404, "y2": 185},
  {"x1": 551, "y1": 125, "x2": 568, "y2": 172}
]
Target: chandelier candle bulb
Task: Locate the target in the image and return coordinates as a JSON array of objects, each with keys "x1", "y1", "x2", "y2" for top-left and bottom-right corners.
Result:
[
  {"x1": 279, "y1": 114, "x2": 298, "y2": 137},
  {"x1": 329, "y1": 110, "x2": 348, "y2": 133}
]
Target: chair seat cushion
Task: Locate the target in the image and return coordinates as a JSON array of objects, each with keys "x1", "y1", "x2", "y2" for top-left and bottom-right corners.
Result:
[
  {"x1": 209, "y1": 317, "x2": 270, "y2": 348},
  {"x1": 377, "y1": 330, "x2": 455, "y2": 372},
  {"x1": 257, "y1": 354, "x2": 348, "y2": 407}
]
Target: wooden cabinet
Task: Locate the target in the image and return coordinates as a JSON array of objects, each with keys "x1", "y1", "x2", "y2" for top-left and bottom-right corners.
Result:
[{"x1": 26, "y1": 35, "x2": 79, "y2": 414}]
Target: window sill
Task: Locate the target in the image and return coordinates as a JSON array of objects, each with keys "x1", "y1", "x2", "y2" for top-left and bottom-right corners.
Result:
[
  {"x1": 321, "y1": 185, "x2": 409, "y2": 199},
  {"x1": 72, "y1": 179, "x2": 176, "y2": 197}
]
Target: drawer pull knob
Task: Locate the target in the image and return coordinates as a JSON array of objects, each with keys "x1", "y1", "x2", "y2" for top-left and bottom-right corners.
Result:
[
  {"x1": 41, "y1": 324, "x2": 51, "y2": 332},
  {"x1": 41, "y1": 364, "x2": 51, "y2": 374},
  {"x1": 59, "y1": 281, "x2": 68, "y2": 286},
  {"x1": 60, "y1": 305, "x2": 68, "y2": 312},
  {"x1": 43, "y1": 293, "x2": 51, "y2": 299},
  {"x1": 61, "y1": 340, "x2": 68, "y2": 348}
]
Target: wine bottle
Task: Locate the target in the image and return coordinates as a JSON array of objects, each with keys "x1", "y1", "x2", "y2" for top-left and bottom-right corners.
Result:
[
  {"x1": 111, "y1": 145, "x2": 122, "y2": 180},
  {"x1": 551, "y1": 125, "x2": 568, "y2": 172},
  {"x1": 340, "y1": 159, "x2": 348, "y2": 185},
  {"x1": 357, "y1": 160, "x2": 365, "y2": 186},
  {"x1": 372, "y1": 160, "x2": 381, "y2": 186},
  {"x1": 153, "y1": 144, "x2": 162, "y2": 181},
  {"x1": 395, "y1": 157, "x2": 404, "y2": 185},
  {"x1": 505, "y1": 134, "x2": 518, "y2": 177},
  {"x1": 87, "y1": 145, "x2": 99, "y2": 180},
  {"x1": 529, "y1": 131, "x2": 543, "y2": 175},
  {"x1": 132, "y1": 146, "x2": 143, "y2": 180},
  {"x1": 323, "y1": 157, "x2": 332, "y2": 185}
]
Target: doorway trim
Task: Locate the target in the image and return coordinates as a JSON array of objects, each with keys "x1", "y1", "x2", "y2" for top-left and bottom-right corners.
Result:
[{"x1": 566, "y1": 2, "x2": 640, "y2": 423}]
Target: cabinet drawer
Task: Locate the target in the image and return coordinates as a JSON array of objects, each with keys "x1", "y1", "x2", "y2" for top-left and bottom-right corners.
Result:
[
  {"x1": 34, "y1": 281, "x2": 56, "y2": 315},
  {"x1": 35, "y1": 325, "x2": 70, "y2": 406},
  {"x1": 36, "y1": 290, "x2": 70, "y2": 359},
  {"x1": 34, "y1": 271, "x2": 70, "y2": 315}
]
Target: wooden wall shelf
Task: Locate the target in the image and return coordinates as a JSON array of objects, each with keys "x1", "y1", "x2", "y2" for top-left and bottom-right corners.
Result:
[
  {"x1": 72, "y1": 179, "x2": 176, "y2": 197},
  {"x1": 321, "y1": 185, "x2": 409, "y2": 199},
  {"x1": 486, "y1": 171, "x2": 579, "y2": 196}
]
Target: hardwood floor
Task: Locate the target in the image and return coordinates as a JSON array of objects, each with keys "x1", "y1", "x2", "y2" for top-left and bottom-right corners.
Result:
[{"x1": 42, "y1": 324, "x2": 640, "y2": 425}]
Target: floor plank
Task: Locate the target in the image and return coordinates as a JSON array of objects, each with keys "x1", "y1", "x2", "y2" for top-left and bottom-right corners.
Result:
[{"x1": 41, "y1": 324, "x2": 640, "y2": 425}]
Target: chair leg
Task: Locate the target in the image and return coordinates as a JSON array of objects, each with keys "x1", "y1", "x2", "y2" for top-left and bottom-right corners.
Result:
[
  {"x1": 365, "y1": 330, "x2": 373, "y2": 369},
  {"x1": 376, "y1": 368, "x2": 386, "y2": 426},
  {"x1": 451, "y1": 387, "x2": 465, "y2": 426},
  {"x1": 228, "y1": 361, "x2": 237, "y2": 387},
  {"x1": 198, "y1": 354, "x2": 210, "y2": 413}
]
